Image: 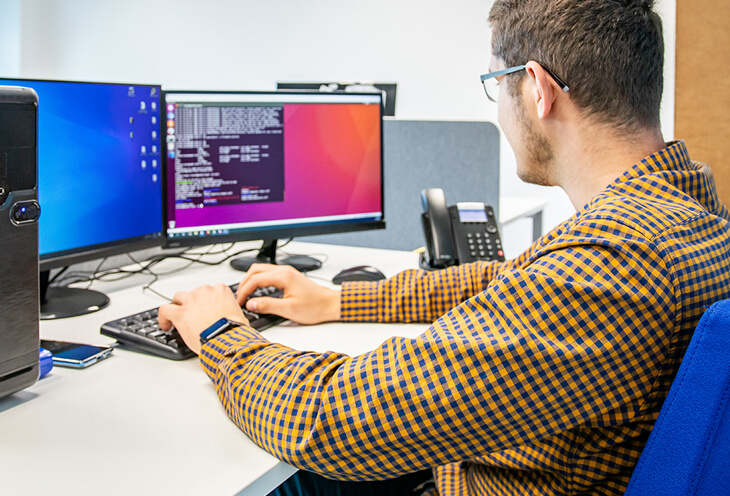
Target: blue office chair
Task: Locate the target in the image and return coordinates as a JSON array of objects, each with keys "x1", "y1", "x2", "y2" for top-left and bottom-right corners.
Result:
[{"x1": 624, "y1": 299, "x2": 730, "y2": 496}]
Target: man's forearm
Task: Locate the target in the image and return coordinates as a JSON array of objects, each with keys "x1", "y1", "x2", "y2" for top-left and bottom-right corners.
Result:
[{"x1": 340, "y1": 262, "x2": 495, "y2": 323}]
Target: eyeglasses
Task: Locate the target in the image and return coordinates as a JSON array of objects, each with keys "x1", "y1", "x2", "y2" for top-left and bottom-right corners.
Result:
[{"x1": 480, "y1": 64, "x2": 569, "y2": 103}]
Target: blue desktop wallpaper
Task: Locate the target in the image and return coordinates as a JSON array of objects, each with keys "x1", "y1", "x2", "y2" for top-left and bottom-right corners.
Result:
[{"x1": 0, "y1": 79, "x2": 162, "y2": 257}]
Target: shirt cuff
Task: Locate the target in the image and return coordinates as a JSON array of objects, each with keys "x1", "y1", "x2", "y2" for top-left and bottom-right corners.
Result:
[
  {"x1": 199, "y1": 325, "x2": 270, "y2": 379},
  {"x1": 339, "y1": 280, "x2": 383, "y2": 322}
]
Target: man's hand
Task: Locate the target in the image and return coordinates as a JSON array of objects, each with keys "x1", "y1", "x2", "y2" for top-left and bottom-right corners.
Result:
[
  {"x1": 158, "y1": 284, "x2": 249, "y2": 355},
  {"x1": 236, "y1": 264, "x2": 341, "y2": 325}
]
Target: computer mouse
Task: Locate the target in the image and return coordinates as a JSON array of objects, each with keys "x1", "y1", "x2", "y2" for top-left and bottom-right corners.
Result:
[{"x1": 332, "y1": 265, "x2": 386, "y2": 285}]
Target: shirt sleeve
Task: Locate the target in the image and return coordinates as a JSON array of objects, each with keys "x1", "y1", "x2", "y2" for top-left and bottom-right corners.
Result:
[
  {"x1": 339, "y1": 257, "x2": 521, "y2": 324},
  {"x1": 199, "y1": 220, "x2": 676, "y2": 482}
]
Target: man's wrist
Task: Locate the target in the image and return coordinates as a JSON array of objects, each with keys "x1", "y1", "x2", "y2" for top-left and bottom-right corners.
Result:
[
  {"x1": 328, "y1": 288, "x2": 342, "y2": 321},
  {"x1": 199, "y1": 318, "x2": 243, "y2": 344}
]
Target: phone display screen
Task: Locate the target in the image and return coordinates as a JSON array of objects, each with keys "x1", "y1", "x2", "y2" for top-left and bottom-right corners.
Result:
[
  {"x1": 40, "y1": 340, "x2": 113, "y2": 367},
  {"x1": 457, "y1": 204, "x2": 488, "y2": 223}
]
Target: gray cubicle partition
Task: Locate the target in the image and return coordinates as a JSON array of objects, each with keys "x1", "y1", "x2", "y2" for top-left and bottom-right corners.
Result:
[{"x1": 310, "y1": 119, "x2": 500, "y2": 251}]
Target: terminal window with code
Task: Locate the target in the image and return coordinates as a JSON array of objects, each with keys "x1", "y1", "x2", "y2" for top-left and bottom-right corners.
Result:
[{"x1": 164, "y1": 92, "x2": 383, "y2": 241}]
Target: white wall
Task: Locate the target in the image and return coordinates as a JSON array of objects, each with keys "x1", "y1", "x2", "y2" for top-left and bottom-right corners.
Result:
[
  {"x1": 0, "y1": 0, "x2": 22, "y2": 76},
  {"x1": 7, "y1": 0, "x2": 676, "y2": 257},
  {"x1": 17, "y1": 0, "x2": 496, "y2": 120}
]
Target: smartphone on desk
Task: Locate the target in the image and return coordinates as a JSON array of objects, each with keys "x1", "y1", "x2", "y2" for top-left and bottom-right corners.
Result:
[{"x1": 40, "y1": 340, "x2": 113, "y2": 369}]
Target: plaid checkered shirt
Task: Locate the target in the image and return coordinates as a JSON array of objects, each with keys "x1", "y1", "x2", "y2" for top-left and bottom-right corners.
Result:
[{"x1": 200, "y1": 141, "x2": 730, "y2": 495}]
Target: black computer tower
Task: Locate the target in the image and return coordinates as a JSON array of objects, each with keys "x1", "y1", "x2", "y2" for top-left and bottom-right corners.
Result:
[{"x1": 0, "y1": 86, "x2": 41, "y2": 399}]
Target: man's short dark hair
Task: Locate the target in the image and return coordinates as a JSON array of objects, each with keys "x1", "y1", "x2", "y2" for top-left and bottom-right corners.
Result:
[{"x1": 489, "y1": 0, "x2": 664, "y2": 133}]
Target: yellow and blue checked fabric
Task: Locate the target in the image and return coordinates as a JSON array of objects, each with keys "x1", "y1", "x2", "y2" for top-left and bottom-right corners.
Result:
[{"x1": 201, "y1": 141, "x2": 730, "y2": 496}]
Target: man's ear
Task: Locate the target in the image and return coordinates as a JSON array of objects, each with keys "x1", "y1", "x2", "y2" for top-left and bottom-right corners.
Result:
[{"x1": 525, "y1": 61, "x2": 556, "y2": 119}]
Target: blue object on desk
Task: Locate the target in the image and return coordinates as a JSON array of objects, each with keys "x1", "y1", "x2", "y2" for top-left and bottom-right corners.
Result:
[{"x1": 39, "y1": 348, "x2": 53, "y2": 379}]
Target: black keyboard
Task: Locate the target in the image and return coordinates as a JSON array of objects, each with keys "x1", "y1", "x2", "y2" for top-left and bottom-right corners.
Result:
[{"x1": 100, "y1": 285, "x2": 285, "y2": 360}]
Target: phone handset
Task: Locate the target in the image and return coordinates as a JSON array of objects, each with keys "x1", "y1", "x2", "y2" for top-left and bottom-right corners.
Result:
[{"x1": 420, "y1": 188, "x2": 457, "y2": 269}]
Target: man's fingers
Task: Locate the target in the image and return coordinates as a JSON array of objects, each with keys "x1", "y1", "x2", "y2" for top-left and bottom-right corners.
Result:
[
  {"x1": 237, "y1": 263, "x2": 276, "y2": 290},
  {"x1": 246, "y1": 296, "x2": 288, "y2": 316},
  {"x1": 157, "y1": 303, "x2": 179, "y2": 331},
  {"x1": 171, "y1": 290, "x2": 191, "y2": 305},
  {"x1": 237, "y1": 271, "x2": 289, "y2": 305}
]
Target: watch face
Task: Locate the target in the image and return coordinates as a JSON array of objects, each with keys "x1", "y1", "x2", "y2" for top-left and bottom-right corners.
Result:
[
  {"x1": 200, "y1": 318, "x2": 230, "y2": 343},
  {"x1": 200, "y1": 318, "x2": 243, "y2": 343}
]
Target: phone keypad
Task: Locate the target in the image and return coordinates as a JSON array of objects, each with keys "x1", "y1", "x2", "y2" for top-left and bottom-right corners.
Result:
[{"x1": 466, "y1": 230, "x2": 504, "y2": 259}]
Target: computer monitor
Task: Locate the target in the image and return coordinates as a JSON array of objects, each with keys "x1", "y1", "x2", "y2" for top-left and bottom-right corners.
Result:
[
  {"x1": 163, "y1": 90, "x2": 384, "y2": 272},
  {"x1": 276, "y1": 82, "x2": 397, "y2": 116},
  {"x1": 0, "y1": 78, "x2": 164, "y2": 319}
]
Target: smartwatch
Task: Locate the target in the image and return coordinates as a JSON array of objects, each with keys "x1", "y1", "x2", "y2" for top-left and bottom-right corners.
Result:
[{"x1": 199, "y1": 318, "x2": 242, "y2": 344}]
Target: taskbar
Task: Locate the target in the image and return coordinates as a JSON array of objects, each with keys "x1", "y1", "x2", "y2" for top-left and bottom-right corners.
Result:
[{"x1": 167, "y1": 213, "x2": 382, "y2": 239}]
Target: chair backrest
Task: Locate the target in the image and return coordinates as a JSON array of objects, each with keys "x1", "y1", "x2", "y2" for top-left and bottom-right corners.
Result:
[{"x1": 624, "y1": 299, "x2": 730, "y2": 496}]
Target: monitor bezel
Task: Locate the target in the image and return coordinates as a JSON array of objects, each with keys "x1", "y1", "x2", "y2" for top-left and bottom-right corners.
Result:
[
  {"x1": 161, "y1": 89, "x2": 385, "y2": 249},
  {"x1": 39, "y1": 234, "x2": 163, "y2": 271},
  {"x1": 0, "y1": 77, "x2": 165, "y2": 271}
]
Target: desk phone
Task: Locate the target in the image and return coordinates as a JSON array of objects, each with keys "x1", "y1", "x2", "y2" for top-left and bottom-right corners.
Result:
[{"x1": 420, "y1": 187, "x2": 505, "y2": 270}]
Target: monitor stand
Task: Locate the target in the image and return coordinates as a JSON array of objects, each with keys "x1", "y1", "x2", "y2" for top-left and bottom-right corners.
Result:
[
  {"x1": 39, "y1": 270, "x2": 110, "y2": 320},
  {"x1": 229, "y1": 239, "x2": 322, "y2": 273}
]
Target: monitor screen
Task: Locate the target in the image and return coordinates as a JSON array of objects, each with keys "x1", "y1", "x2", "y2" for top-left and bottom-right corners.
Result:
[
  {"x1": 163, "y1": 90, "x2": 384, "y2": 270},
  {"x1": 0, "y1": 78, "x2": 164, "y2": 270},
  {"x1": 0, "y1": 78, "x2": 163, "y2": 319}
]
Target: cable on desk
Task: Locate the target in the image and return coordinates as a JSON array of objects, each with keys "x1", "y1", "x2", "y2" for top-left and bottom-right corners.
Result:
[
  {"x1": 47, "y1": 240, "x2": 330, "y2": 302},
  {"x1": 135, "y1": 244, "x2": 250, "y2": 300},
  {"x1": 49, "y1": 243, "x2": 253, "y2": 290},
  {"x1": 48, "y1": 266, "x2": 70, "y2": 285}
]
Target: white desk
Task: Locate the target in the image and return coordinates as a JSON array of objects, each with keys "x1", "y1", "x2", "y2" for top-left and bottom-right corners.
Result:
[{"x1": 0, "y1": 242, "x2": 428, "y2": 496}]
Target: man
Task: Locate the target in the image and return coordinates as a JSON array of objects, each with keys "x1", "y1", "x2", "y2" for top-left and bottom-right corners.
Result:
[{"x1": 159, "y1": 0, "x2": 730, "y2": 494}]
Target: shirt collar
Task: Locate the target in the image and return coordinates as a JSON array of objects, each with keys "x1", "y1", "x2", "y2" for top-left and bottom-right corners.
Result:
[
  {"x1": 612, "y1": 140, "x2": 692, "y2": 185},
  {"x1": 604, "y1": 140, "x2": 726, "y2": 218}
]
